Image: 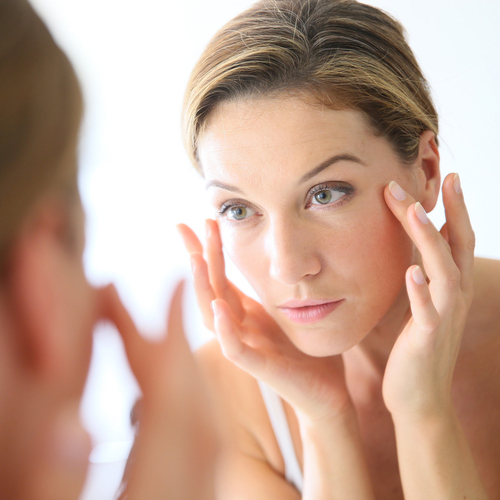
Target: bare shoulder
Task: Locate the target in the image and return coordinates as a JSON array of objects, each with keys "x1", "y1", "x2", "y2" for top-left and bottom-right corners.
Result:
[
  {"x1": 196, "y1": 338, "x2": 262, "y2": 422},
  {"x1": 472, "y1": 257, "x2": 500, "y2": 305},
  {"x1": 464, "y1": 257, "x2": 500, "y2": 345},
  {"x1": 195, "y1": 339, "x2": 285, "y2": 472},
  {"x1": 459, "y1": 257, "x2": 500, "y2": 373}
]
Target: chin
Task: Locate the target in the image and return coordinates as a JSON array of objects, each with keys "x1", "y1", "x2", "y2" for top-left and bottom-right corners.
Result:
[{"x1": 283, "y1": 322, "x2": 366, "y2": 357}]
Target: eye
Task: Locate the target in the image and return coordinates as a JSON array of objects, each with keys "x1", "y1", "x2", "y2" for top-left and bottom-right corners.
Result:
[
  {"x1": 218, "y1": 202, "x2": 257, "y2": 221},
  {"x1": 309, "y1": 183, "x2": 352, "y2": 206}
]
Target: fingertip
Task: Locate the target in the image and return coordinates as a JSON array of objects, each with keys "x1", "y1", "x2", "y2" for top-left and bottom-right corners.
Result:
[
  {"x1": 176, "y1": 222, "x2": 188, "y2": 243},
  {"x1": 95, "y1": 282, "x2": 120, "y2": 321},
  {"x1": 453, "y1": 173, "x2": 462, "y2": 195},
  {"x1": 411, "y1": 265, "x2": 426, "y2": 285},
  {"x1": 442, "y1": 172, "x2": 463, "y2": 201},
  {"x1": 177, "y1": 223, "x2": 204, "y2": 254},
  {"x1": 388, "y1": 180, "x2": 407, "y2": 201},
  {"x1": 205, "y1": 218, "x2": 221, "y2": 241}
]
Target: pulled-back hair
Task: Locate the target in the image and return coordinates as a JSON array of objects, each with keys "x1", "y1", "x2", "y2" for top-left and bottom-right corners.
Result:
[
  {"x1": 0, "y1": 0, "x2": 83, "y2": 261},
  {"x1": 183, "y1": 0, "x2": 438, "y2": 173}
]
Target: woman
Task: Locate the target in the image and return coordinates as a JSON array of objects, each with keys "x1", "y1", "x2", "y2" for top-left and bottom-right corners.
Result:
[
  {"x1": 0, "y1": 0, "x2": 216, "y2": 498},
  {"x1": 178, "y1": 0, "x2": 500, "y2": 498}
]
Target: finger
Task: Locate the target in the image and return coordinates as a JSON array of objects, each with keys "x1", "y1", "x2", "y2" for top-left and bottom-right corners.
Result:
[
  {"x1": 405, "y1": 265, "x2": 440, "y2": 346},
  {"x1": 386, "y1": 181, "x2": 460, "y2": 308},
  {"x1": 190, "y1": 252, "x2": 216, "y2": 331},
  {"x1": 98, "y1": 284, "x2": 151, "y2": 386},
  {"x1": 441, "y1": 173, "x2": 475, "y2": 295},
  {"x1": 440, "y1": 221, "x2": 449, "y2": 244},
  {"x1": 206, "y1": 219, "x2": 245, "y2": 320},
  {"x1": 384, "y1": 180, "x2": 417, "y2": 240},
  {"x1": 212, "y1": 298, "x2": 265, "y2": 376},
  {"x1": 177, "y1": 223, "x2": 204, "y2": 255},
  {"x1": 407, "y1": 202, "x2": 462, "y2": 311}
]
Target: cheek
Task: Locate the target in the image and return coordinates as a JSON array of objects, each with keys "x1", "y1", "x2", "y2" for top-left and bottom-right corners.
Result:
[
  {"x1": 221, "y1": 198, "x2": 413, "y2": 311},
  {"x1": 221, "y1": 225, "x2": 268, "y2": 288},
  {"x1": 327, "y1": 200, "x2": 413, "y2": 320}
]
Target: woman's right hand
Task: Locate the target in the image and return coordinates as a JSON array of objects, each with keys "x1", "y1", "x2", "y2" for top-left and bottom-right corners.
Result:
[{"x1": 178, "y1": 220, "x2": 352, "y2": 423}]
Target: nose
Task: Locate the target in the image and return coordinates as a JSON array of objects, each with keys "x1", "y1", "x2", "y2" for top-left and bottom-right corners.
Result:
[{"x1": 266, "y1": 218, "x2": 322, "y2": 285}]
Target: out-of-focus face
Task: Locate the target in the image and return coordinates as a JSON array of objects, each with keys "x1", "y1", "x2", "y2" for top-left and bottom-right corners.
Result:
[
  {"x1": 199, "y1": 97, "x2": 424, "y2": 356},
  {"x1": 57, "y1": 198, "x2": 96, "y2": 396}
]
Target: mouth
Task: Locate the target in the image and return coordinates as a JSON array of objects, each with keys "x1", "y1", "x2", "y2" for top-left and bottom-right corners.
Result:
[{"x1": 277, "y1": 299, "x2": 344, "y2": 325}]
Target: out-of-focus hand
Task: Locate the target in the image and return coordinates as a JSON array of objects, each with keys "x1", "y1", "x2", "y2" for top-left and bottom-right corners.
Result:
[
  {"x1": 100, "y1": 281, "x2": 218, "y2": 500},
  {"x1": 382, "y1": 173, "x2": 474, "y2": 420},
  {"x1": 177, "y1": 221, "x2": 353, "y2": 424}
]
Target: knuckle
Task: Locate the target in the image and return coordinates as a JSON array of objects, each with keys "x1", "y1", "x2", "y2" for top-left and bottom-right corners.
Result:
[
  {"x1": 445, "y1": 268, "x2": 462, "y2": 290},
  {"x1": 422, "y1": 316, "x2": 440, "y2": 333},
  {"x1": 465, "y1": 230, "x2": 476, "y2": 252}
]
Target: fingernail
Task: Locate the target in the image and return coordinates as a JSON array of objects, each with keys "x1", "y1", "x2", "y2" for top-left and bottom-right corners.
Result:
[
  {"x1": 388, "y1": 181, "x2": 407, "y2": 201},
  {"x1": 190, "y1": 255, "x2": 196, "y2": 273},
  {"x1": 412, "y1": 265, "x2": 425, "y2": 285},
  {"x1": 415, "y1": 202, "x2": 429, "y2": 224},
  {"x1": 205, "y1": 220, "x2": 211, "y2": 239},
  {"x1": 211, "y1": 300, "x2": 220, "y2": 318},
  {"x1": 453, "y1": 173, "x2": 462, "y2": 194}
]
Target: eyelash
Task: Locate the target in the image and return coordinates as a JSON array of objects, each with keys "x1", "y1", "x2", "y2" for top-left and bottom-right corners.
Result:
[
  {"x1": 305, "y1": 182, "x2": 354, "y2": 208},
  {"x1": 216, "y1": 181, "x2": 354, "y2": 221},
  {"x1": 216, "y1": 199, "x2": 255, "y2": 219}
]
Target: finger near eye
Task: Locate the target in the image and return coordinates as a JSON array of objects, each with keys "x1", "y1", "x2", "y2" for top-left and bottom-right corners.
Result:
[{"x1": 407, "y1": 204, "x2": 462, "y2": 305}]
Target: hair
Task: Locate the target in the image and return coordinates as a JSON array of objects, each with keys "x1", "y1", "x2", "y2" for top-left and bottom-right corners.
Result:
[
  {"x1": 0, "y1": 0, "x2": 83, "y2": 263},
  {"x1": 183, "y1": 0, "x2": 439, "y2": 174}
]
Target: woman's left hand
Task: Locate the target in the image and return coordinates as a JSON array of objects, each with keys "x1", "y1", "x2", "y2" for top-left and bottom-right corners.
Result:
[{"x1": 382, "y1": 172, "x2": 475, "y2": 419}]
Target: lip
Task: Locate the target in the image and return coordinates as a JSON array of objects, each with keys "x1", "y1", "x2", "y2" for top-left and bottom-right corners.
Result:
[{"x1": 278, "y1": 299, "x2": 344, "y2": 325}]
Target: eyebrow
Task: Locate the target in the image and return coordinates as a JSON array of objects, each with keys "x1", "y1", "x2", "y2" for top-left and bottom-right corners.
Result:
[
  {"x1": 204, "y1": 153, "x2": 366, "y2": 193},
  {"x1": 204, "y1": 180, "x2": 244, "y2": 194},
  {"x1": 298, "y1": 154, "x2": 366, "y2": 184}
]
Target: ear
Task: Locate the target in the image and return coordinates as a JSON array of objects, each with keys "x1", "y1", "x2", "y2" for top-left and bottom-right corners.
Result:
[
  {"x1": 416, "y1": 130, "x2": 440, "y2": 213},
  {"x1": 6, "y1": 200, "x2": 72, "y2": 380}
]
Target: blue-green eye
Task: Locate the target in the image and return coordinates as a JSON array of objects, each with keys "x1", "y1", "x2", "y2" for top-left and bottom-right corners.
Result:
[
  {"x1": 225, "y1": 205, "x2": 256, "y2": 220},
  {"x1": 311, "y1": 188, "x2": 346, "y2": 205}
]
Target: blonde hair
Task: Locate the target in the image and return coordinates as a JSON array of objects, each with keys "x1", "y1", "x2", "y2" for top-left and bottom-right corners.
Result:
[
  {"x1": 0, "y1": 0, "x2": 83, "y2": 261},
  {"x1": 183, "y1": 0, "x2": 438, "y2": 173}
]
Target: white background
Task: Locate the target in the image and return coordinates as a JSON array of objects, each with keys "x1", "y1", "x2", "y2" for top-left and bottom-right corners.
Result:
[{"x1": 27, "y1": 0, "x2": 500, "y2": 498}]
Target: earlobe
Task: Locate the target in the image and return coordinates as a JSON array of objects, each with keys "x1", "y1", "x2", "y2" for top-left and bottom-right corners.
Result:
[{"x1": 417, "y1": 130, "x2": 440, "y2": 213}]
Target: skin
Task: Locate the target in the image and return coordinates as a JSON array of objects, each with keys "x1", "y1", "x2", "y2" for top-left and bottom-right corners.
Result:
[
  {"x1": 200, "y1": 98, "x2": 430, "y2": 357},
  {"x1": 178, "y1": 96, "x2": 500, "y2": 499},
  {"x1": 0, "y1": 192, "x2": 217, "y2": 500}
]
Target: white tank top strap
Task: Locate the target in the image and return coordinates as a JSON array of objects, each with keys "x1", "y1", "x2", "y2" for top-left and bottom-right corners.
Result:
[{"x1": 257, "y1": 380, "x2": 304, "y2": 493}]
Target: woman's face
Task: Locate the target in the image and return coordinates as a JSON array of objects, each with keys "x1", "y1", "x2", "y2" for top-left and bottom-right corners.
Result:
[{"x1": 198, "y1": 97, "x2": 424, "y2": 356}]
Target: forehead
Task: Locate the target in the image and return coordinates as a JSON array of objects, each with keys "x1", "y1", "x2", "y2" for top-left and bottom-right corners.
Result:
[{"x1": 198, "y1": 97, "x2": 392, "y2": 182}]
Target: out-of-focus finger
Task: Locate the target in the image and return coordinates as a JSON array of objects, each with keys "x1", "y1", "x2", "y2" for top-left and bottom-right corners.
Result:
[
  {"x1": 97, "y1": 284, "x2": 150, "y2": 386},
  {"x1": 441, "y1": 173, "x2": 475, "y2": 296},
  {"x1": 177, "y1": 223, "x2": 204, "y2": 254},
  {"x1": 212, "y1": 299, "x2": 265, "y2": 377},
  {"x1": 206, "y1": 219, "x2": 245, "y2": 321},
  {"x1": 191, "y1": 252, "x2": 216, "y2": 331}
]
